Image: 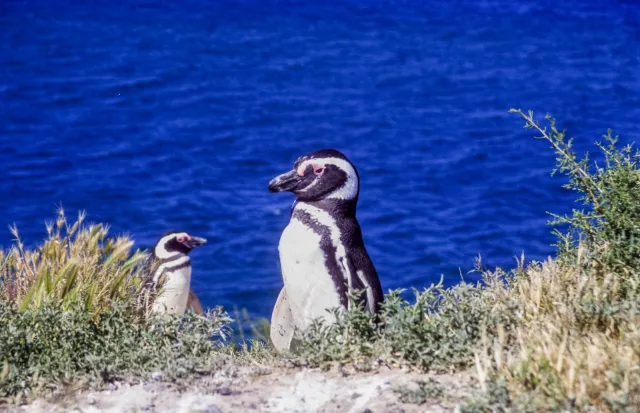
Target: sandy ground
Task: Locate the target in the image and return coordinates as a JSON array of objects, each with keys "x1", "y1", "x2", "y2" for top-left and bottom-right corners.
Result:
[{"x1": 10, "y1": 367, "x2": 477, "y2": 413}]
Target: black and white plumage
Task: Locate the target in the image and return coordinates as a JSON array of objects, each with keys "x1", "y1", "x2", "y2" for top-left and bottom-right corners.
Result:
[
  {"x1": 268, "y1": 149, "x2": 384, "y2": 351},
  {"x1": 150, "y1": 231, "x2": 207, "y2": 315}
]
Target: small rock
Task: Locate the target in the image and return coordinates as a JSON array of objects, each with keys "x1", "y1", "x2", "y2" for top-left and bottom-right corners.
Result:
[
  {"x1": 151, "y1": 371, "x2": 163, "y2": 381},
  {"x1": 204, "y1": 405, "x2": 224, "y2": 413},
  {"x1": 362, "y1": 409, "x2": 374, "y2": 413},
  {"x1": 217, "y1": 387, "x2": 233, "y2": 396}
]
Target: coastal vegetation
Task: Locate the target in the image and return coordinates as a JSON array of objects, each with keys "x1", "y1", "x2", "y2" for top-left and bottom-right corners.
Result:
[{"x1": 1, "y1": 110, "x2": 639, "y2": 412}]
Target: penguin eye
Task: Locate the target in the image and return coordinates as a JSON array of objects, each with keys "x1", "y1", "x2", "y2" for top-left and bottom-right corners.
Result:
[
  {"x1": 176, "y1": 236, "x2": 185, "y2": 243},
  {"x1": 313, "y1": 164, "x2": 325, "y2": 175}
]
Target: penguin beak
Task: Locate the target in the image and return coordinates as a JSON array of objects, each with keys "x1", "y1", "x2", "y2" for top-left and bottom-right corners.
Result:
[
  {"x1": 185, "y1": 236, "x2": 207, "y2": 248},
  {"x1": 268, "y1": 169, "x2": 302, "y2": 193}
]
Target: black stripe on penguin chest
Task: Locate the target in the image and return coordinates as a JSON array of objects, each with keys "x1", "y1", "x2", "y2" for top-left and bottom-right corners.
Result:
[
  {"x1": 292, "y1": 209, "x2": 349, "y2": 308},
  {"x1": 166, "y1": 261, "x2": 191, "y2": 272},
  {"x1": 155, "y1": 259, "x2": 192, "y2": 284}
]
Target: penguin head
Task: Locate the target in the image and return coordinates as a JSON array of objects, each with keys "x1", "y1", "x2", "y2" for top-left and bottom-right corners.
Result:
[
  {"x1": 268, "y1": 149, "x2": 359, "y2": 202},
  {"x1": 153, "y1": 231, "x2": 208, "y2": 259}
]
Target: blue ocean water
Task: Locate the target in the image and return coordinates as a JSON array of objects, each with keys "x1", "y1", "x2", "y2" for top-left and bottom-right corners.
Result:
[{"x1": 1, "y1": 0, "x2": 639, "y2": 318}]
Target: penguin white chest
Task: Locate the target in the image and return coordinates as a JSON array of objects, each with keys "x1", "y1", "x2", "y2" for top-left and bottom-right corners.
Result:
[
  {"x1": 153, "y1": 266, "x2": 192, "y2": 315},
  {"x1": 278, "y1": 217, "x2": 343, "y2": 330}
]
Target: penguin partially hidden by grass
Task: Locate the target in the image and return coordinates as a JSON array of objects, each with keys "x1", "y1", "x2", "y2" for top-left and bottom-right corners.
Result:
[
  {"x1": 268, "y1": 149, "x2": 384, "y2": 352},
  {"x1": 150, "y1": 231, "x2": 207, "y2": 315}
]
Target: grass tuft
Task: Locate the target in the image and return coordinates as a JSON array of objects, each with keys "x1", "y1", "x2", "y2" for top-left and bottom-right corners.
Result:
[{"x1": 0, "y1": 208, "x2": 152, "y2": 317}]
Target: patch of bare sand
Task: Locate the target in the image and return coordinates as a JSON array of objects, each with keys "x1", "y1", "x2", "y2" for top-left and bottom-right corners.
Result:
[{"x1": 14, "y1": 367, "x2": 477, "y2": 413}]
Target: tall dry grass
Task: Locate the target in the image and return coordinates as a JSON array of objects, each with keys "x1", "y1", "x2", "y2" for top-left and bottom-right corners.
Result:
[
  {"x1": 474, "y1": 252, "x2": 640, "y2": 412},
  {"x1": 0, "y1": 208, "x2": 152, "y2": 318}
]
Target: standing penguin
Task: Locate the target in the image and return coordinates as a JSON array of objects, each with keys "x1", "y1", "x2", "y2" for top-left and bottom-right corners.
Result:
[
  {"x1": 268, "y1": 149, "x2": 383, "y2": 351},
  {"x1": 150, "y1": 231, "x2": 208, "y2": 315}
]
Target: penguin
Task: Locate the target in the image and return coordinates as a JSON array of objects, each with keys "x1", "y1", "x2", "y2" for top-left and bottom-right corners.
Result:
[
  {"x1": 267, "y1": 149, "x2": 383, "y2": 351},
  {"x1": 150, "y1": 231, "x2": 208, "y2": 315}
]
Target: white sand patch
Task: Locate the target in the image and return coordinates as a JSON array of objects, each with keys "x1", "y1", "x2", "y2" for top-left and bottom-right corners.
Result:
[{"x1": 17, "y1": 368, "x2": 477, "y2": 413}]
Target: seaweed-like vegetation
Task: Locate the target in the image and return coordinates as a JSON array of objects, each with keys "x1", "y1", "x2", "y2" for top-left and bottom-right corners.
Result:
[{"x1": 1, "y1": 110, "x2": 639, "y2": 412}]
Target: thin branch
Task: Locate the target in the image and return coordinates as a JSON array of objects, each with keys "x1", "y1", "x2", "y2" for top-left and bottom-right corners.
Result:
[{"x1": 511, "y1": 109, "x2": 602, "y2": 213}]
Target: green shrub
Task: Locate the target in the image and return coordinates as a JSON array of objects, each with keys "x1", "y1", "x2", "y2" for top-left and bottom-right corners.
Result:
[
  {"x1": 0, "y1": 300, "x2": 231, "y2": 403},
  {"x1": 294, "y1": 267, "x2": 521, "y2": 372},
  {"x1": 511, "y1": 109, "x2": 640, "y2": 289}
]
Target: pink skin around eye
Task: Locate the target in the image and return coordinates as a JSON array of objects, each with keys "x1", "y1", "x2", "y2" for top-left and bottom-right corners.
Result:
[
  {"x1": 177, "y1": 236, "x2": 185, "y2": 243},
  {"x1": 297, "y1": 163, "x2": 324, "y2": 176}
]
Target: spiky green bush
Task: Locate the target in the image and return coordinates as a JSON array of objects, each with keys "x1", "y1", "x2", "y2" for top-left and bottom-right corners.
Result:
[{"x1": 511, "y1": 110, "x2": 640, "y2": 288}]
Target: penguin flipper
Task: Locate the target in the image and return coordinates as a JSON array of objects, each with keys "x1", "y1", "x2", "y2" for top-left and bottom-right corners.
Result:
[
  {"x1": 343, "y1": 253, "x2": 368, "y2": 311},
  {"x1": 270, "y1": 287, "x2": 295, "y2": 352},
  {"x1": 187, "y1": 288, "x2": 204, "y2": 315},
  {"x1": 344, "y1": 251, "x2": 382, "y2": 315}
]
